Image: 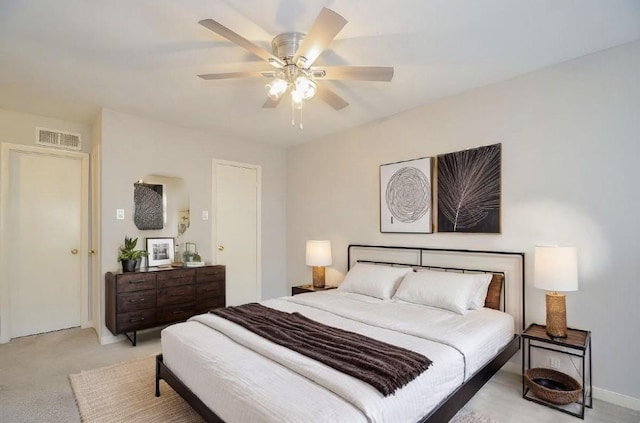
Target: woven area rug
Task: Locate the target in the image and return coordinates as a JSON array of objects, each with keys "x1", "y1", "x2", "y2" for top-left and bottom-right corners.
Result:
[{"x1": 69, "y1": 355, "x2": 496, "y2": 423}]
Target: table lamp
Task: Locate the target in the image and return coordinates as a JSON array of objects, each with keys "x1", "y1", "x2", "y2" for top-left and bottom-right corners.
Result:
[
  {"x1": 306, "y1": 240, "x2": 332, "y2": 288},
  {"x1": 534, "y1": 246, "x2": 578, "y2": 338}
]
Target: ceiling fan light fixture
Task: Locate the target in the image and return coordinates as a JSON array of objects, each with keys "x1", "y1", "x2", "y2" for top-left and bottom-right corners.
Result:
[
  {"x1": 294, "y1": 76, "x2": 317, "y2": 100},
  {"x1": 265, "y1": 78, "x2": 288, "y2": 100}
]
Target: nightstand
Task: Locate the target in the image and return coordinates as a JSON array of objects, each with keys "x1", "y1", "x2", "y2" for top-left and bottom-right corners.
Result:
[
  {"x1": 522, "y1": 323, "x2": 592, "y2": 419},
  {"x1": 291, "y1": 284, "x2": 337, "y2": 295}
]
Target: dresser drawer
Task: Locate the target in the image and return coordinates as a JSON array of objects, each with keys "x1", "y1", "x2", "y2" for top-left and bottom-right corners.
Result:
[
  {"x1": 196, "y1": 281, "x2": 224, "y2": 300},
  {"x1": 116, "y1": 273, "x2": 156, "y2": 293},
  {"x1": 116, "y1": 309, "x2": 156, "y2": 332},
  {"x1": 157, "y1": 285, "x2": 195, "y2": 307},
  {"x1": 157, "y1": 269, "x2": 196, "y2": 288},
  {"x1": 117, "y1": 290, "x2": 156, "y2": 313},
  {"x1": 157, "y1": 303, "x2": 196, "y2": 324},
  {"x1": 196, "y1": 297, "x2": 225, "y2": 314},
  {"x1": 196, "y1": 266, "x2": 225, "y2": 283}
]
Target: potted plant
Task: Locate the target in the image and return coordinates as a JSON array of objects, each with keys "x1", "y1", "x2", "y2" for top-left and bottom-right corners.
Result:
[{"x1": 118, "y1": 236, "x2": 148, "y2": 273}]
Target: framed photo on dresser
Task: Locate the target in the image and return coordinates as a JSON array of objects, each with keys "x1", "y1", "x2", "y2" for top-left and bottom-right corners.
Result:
[{"x1": 146, "y1": 237, "x2": 174, "y2": 267}]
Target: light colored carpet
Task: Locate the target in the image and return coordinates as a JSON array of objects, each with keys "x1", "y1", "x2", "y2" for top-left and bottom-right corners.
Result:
[{"x1": 69, "y1": 354, "x2": 497, "y2": 423}]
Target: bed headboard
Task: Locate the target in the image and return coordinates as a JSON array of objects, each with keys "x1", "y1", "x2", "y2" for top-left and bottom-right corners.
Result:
[{"x1": 347, "y1": 244, "x2": 525, "y2": 333}]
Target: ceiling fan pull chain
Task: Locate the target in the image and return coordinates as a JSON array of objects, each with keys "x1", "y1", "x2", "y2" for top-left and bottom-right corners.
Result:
[
  {"x1": 299, "y1": 104, "x2": 303, "y2": 130},
  {"x1": 291, "y1": 99, "x2": 295, "y2": 127}
]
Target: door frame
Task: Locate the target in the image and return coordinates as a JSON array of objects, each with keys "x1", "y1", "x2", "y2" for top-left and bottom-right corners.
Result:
[
  {"x1": 90, "y1": 143, "x2": 102, "y2": 339},
  {"x1": 211, "y1": 159, "x2": 262, "y2": 301},
  {"x1": 0, "y1": 143, "x2": 90, "y2": 343}
]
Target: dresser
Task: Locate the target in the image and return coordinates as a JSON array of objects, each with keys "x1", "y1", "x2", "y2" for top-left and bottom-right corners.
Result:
[{"x1": 106, "y1": 265, "x2": 225, "y2": 345}]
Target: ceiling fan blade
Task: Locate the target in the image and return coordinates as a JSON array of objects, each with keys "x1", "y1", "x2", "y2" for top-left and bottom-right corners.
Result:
[
  {"x1": 198, "y1": 71, "x2": 275, "y2": 80},
  {"x1": 262, "y1": 96, "x2": 282, "y2": 108},
  {"x1": 317, "y1": 66, "x2": 394, "y2": 82},
  {"x1": 199, "y1": 19, "x2": 285, "y2": 68},
  {"x1": 316, "y1": 85, "x2": 349, "y2": 110},
  {"x1": 293, "y1": 8, "x2": 347, "y2": 69}
]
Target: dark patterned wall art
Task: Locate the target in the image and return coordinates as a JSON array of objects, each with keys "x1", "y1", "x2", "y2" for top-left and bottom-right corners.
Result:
[
  {"x1": 134, "y1": 182, "x2": 164, "y2": 230},
  {"x1": 380, "y1": 157, "x2": 433, "y2": 233},
  {"x1": 437, "y1": 143, "x2": 501, "y2": 233}
]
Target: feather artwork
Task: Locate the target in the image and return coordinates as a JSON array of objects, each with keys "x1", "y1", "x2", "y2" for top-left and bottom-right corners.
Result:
[{"x1": 437, "y1": 143, "x2": 501, "y2": 233}]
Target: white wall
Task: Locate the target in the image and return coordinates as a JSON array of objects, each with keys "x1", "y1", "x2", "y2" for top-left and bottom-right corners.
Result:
[
  {"x1": 0, "y1": 108, "x2": 92, "y2": 152},
  {"x1": 287, "y1": 41, "x2": 640, "y2": 402},
  {"x1": 98, "y1": 109, "x2": 287, "y2": 341}
]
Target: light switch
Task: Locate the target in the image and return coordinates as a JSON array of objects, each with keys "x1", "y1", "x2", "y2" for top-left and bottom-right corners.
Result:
[
  {"x1": 116, "y1": 209, "x2": 125, "y2": 220},
  {"x1": 202, "y1": 210, "x2": 209, "y2": 220}
]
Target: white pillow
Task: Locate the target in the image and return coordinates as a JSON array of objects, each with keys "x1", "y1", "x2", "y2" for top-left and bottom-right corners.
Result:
[
  {"x1": 337, "y1": 262, "x2": 411, "y2": 299},
  {"x1": 469, "y1": 273, "x2": 493, "y2": 309},
  {"x1": 393, "y1": 270, "x2": 491, "y2": 314}
]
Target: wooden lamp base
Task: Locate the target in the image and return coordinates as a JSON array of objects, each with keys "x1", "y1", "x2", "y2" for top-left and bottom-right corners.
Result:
[
  {"x1": 545, "y1": 292, "x2": 568, "y2": 338},
  {"x1": 312, "y1": 266, "x2": 325, "y2": 288}
]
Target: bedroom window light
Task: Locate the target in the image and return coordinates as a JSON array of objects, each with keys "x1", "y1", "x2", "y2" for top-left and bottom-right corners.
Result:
[
  {"x1": 534, "y1": 246, "x2": 579, "y2": 338},
  {"x1": 306, "y1": 240, "x2": 332, "y2": 288}
]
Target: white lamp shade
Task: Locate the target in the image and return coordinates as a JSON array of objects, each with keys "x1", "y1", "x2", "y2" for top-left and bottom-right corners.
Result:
[
  {"x1": 306, "y1": 240, "x2": 332, "y2": 267},
  {"x1": 534, "y1": 246, "x2": 578, "y2": 292}
]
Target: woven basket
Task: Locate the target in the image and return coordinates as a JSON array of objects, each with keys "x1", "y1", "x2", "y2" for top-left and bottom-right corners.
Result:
[{"x1": 524, "y1": 368, "x2": 582, "y2": 405}]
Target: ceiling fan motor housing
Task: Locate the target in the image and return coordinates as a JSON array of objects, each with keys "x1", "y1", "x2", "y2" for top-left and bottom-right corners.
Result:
[{"x1": 271, "y1": 32, "x2": 305, "y2": 64}]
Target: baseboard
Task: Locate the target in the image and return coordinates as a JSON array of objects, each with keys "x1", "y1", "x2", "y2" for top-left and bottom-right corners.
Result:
[
  {"x1": 500, "y1": 361, "x2": 640, "y2": 411},
  {"x1": 99, "y1": 333, "x2": 122, "y2": 345},
  {"x1": 593, "y1": 387, "x2": 640, "y2": 411}
]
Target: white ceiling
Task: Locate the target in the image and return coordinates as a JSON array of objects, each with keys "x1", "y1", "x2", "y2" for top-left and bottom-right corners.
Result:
[{"x1": 1, "y1": 1, "x2": 639, "y2": 147}]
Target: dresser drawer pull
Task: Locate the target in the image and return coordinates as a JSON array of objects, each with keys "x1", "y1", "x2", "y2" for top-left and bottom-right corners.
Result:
[
  {"x1": 129, "y1": 280, "x2": 145, "y2": 284},
  {"x1": 170, "y1": 293, "x2": 186, "y2": 297},
  {"x1": 172, "y1": 310, "x2": 184, "y2": 314},
  {"x1": 129, "y1": 317, "x2": 145, "y2": 323},
  {"x1": 170, "y1": 275, "x2": 185, "y2": 279},
  {"x1": 129, "y1": 298, "x2": 146, "y2": 303},
  {"x1": 204, "y1": 271, "x2": 220, "y2": 276}
]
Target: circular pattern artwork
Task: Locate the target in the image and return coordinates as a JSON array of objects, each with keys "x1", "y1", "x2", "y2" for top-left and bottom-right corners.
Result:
[{"x1": 385, "y1": 167, "x2": 430, "y2": 223}]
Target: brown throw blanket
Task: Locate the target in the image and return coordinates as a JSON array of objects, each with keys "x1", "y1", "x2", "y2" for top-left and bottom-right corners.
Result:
[{"x1": 211, "y1": 303, "x2": 432, "y2": 396}]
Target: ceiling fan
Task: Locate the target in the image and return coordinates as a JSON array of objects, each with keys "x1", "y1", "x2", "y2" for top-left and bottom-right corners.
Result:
[{"x1": 197, "y1": 7, "x2": 394, "y2": 126}]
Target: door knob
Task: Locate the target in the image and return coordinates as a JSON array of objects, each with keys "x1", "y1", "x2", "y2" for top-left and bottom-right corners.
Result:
[
  {"x1": 88, "y1": 249, "x2": 96, "y2": 255},
  {"x1": 218, "y1": 245, "x2": 225, "y2": 251},
  {"x1": 71, "y1": 248, "x2": 79, "y2": 255}
]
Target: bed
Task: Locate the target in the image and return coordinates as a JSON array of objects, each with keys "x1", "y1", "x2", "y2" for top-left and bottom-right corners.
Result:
[{"x1": 156, "y1": 245, "x2": 525, "y2": 422}]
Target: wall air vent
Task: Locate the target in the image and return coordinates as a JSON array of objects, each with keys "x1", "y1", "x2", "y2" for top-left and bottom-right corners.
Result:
[{"x1": 36, "y1": 127, "x2": 82, "y2": 151}]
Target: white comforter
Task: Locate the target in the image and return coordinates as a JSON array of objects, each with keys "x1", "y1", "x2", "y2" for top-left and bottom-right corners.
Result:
[{"x1": 161, "y1": 291, "x2": 514, "y2": 423}]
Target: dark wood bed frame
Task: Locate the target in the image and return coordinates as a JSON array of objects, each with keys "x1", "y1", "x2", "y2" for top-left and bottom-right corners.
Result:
[{"x1": 156, "y1": 245, "x2": 525, "y2": 423}]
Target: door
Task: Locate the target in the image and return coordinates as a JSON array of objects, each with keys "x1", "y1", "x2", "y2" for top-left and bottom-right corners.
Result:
[
  {"x1": 1, "y1": 143, "x2": 88, "y2": 340},
  {"x1": 213, "y1": 160, "x2": 261, "y2": 306}
]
